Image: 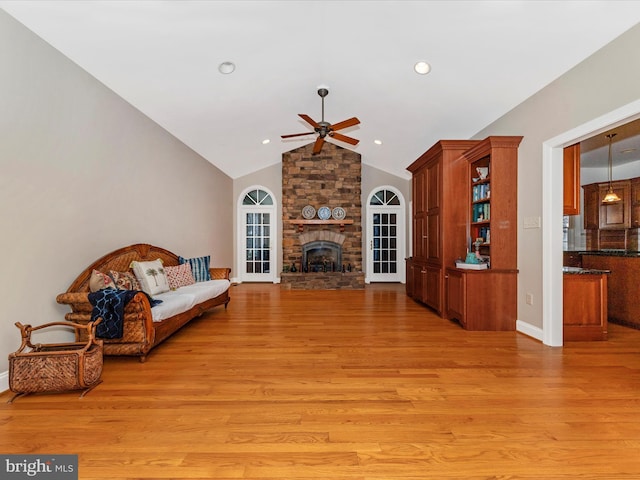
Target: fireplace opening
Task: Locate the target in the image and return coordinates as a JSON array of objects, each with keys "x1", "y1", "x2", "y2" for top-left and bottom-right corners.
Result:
[{"x1": 302, "y1": 241, "x2": 342, "y2": 272}]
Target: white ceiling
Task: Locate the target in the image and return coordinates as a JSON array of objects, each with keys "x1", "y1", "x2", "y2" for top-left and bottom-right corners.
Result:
[{"x1": 3, "y1": 1, "x2": 640, "y2": 179}]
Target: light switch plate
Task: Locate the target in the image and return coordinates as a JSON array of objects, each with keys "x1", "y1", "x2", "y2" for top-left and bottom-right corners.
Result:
[{"x1": 524, "y1": 216, "x2": 541, "y2": 229}]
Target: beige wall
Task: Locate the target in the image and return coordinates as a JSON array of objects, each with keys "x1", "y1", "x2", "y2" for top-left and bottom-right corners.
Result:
[
  {"x1": 232, "y1": 155, "x2": 410, "y2": 281},
  {"x1": 474, "y1": 23, "x2": 640, "y2": 340},
  {"x1": 0, "y1": 11, "x2": 233, "y2": 375}
]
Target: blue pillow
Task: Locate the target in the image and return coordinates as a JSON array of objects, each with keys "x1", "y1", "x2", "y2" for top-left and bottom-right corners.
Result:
[{"x1": 178, "y1": 255, "x2": 211, "y2": 282}]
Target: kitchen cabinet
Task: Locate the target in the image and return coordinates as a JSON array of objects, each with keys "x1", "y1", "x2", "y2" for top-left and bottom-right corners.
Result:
[
  {"x1": 563, "y1": 143, "x2": 580, "y2": 215},
  {"x1": 631, "y1": 177, "x2": 640, "y2": 228},
  {"x1": 582, "y1": 253, "x2": 640, "y2": 330},
  {"x1": 563, "y1": 270, "x2": 608, "y2": 341},
  {"x1": 583, "y1": 179, "x2": 632, "y2": 230}
]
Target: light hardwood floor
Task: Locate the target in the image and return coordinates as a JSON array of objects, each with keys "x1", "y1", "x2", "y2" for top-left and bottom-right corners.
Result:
[{"x1": 2, "y1": 282, "x2": 640, "y2": 479}]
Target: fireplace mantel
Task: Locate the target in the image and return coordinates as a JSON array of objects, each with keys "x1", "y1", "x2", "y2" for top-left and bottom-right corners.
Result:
[{"x1": 288, "y1": 219, "x2": 354, "y2": 232}]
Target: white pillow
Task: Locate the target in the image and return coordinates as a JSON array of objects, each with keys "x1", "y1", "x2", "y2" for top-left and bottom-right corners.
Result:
[{"x1": 131, "y1": 258, "x2": 170, "y2": 295}]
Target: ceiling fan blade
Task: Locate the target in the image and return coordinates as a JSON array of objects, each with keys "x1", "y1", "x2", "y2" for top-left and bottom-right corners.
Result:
[
  {"x1": 312, "y1": 136, "x2": 325, "y2": 154},
  {"x1": 299, "y1": 114, "x2": 319, "y2": 128},
  {"x1": 330, "y1": 117, "x2": 360, "y2": 131},
  {"x1": 330, "y1": 132, "x2": 360, "y2": 145},
  {"x1": 281, "y1": 132, "x2": 314, "y2": 139}
]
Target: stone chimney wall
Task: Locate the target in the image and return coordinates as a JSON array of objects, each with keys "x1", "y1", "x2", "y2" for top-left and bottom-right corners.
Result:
[{"x1": 282, "y1": 142, "x2": 362, "y2": 274}]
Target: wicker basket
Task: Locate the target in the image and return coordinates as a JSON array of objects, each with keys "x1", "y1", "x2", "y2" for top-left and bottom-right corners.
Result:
[{"x1": 8, "y1": 320, "x2": 103, "y2": 403}]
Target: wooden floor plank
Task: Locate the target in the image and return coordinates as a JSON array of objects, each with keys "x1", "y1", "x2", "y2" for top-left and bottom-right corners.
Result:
[{"x1": 2, "y1": 282, "x2": 640, "y2": 479}]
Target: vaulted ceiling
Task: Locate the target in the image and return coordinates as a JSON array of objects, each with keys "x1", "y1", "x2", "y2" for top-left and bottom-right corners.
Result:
[{"x1": 2, "y1": 1, "x2": 640, "y2": 179}]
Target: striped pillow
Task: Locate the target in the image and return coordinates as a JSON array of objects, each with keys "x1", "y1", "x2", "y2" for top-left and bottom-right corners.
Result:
[{"x1": 179, "y1": 255, "x2": 211, "y2": 282}]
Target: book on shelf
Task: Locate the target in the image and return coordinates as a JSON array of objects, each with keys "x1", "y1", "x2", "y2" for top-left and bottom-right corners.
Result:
[{"x1": 456, "y1": 261, "x2": 489, "y2": 270}]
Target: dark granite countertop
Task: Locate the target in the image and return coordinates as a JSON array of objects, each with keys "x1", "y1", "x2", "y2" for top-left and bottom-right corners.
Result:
[
  {"x1": 578, "y1": 250, "x2": 640, "y2": 257},
  {"x1": 562, "y1": 266, "x2": 611, "y2": 275}
]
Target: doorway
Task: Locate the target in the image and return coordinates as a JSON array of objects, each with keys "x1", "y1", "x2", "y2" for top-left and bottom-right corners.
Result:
[{"x1": 365, "y1": 187, "x2": 406, "y2": 283}]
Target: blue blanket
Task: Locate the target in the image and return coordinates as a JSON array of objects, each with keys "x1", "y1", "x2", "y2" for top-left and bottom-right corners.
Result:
[{"x1": 88, "y1": 289, "x2": 161, "y2": 339}]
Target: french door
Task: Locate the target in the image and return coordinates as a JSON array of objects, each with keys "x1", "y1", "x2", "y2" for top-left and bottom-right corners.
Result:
[
  {"x1": 366, "y1": 188, "x2": 406, "y2": 283},
  {"x1": 239, "y1": 188, "x2": 276, "y2": 283}
]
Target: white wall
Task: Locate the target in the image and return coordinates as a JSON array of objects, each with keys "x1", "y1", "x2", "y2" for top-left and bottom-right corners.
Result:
[
  {"x1": 473, "y1": 23, "x2": 640, "y2": 342},
  {"x1": 0, "y1": 10, "x2": 233, "y2": 379}
]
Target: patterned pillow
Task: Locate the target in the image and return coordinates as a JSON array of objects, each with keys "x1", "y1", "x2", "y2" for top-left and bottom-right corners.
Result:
[
  {"x1": 109, "y1": 270, "x2": 141, "y2": 291},
  {"x1": 165, "y1": 264, "x2": 196, "y2": 290},
  {"x1": 131, "y1": 259, "x2": 170, "y2": 295},
  {"x1": 179, "y1": 255, "x2": 211, "y2": 282},
  {"x1": 89, "y1": 269, "x2": 116, "y2": 292}
]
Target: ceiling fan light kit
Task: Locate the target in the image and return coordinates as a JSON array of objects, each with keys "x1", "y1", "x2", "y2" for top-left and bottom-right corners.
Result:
[{"x1": 281, "y1": 88, "x2": 360, "y2": 154}]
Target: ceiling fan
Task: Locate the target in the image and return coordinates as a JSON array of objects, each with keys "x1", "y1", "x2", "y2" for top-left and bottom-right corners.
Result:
[{"x1": 281, "y1": 88, "x2": 360, "y2": 154}]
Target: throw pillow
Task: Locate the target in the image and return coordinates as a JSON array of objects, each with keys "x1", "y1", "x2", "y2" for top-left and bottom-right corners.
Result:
[
  {"x1": 165, "y1": 263, "x2": 196, "y2": 290},
  {"x1": 131, "y1": 258, "x2": 170, "y2": 295},
  {"x1": 89, "y1": 269, "x2": 116, "y2": 292},
  {"x1": 179, "y1": 255, "x2": 211, "y2": 282},
  {"x1": 109, "y1": 270, "x2": 141, "y2": 291}
]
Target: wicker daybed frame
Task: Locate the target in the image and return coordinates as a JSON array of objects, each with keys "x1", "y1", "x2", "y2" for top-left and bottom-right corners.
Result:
[{"x1": 56, "y1": 243, "x2": 231, "y2": 362}]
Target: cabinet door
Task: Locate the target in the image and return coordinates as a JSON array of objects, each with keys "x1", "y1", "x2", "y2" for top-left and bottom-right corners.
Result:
[
  {"x1": 631, "y1": 179, "x2": 640, "y2": 228},
  {"x1": 405, "y1": 259, "x2": 415, "y2": 298},
  {"x1": 413, "y1": 170, "x2": 425, "y2": 214},
  {"x1": 426, "y1": 212, "x2": 440, "y2": 262},
  {"x1": 425, "y1": 160, "x2": 441, "y2": 262},
  {"x1": 563, "y1": 143, "x2": 580, "y2": 215},
  {"x1": 445, "y1": 269, "x2": 465, "y2": 326},
  {"x1": 413, "y1": 215, "x2": 426, "y2": 261},
  {"x1": 599, "y1": 182, "x2": 630, "y2": 229},
  {"x1": 424, "y1": 265, "x2": 441, "y2": 313},
  {"x1": 583, "y1": 184, "x2": 600, "y2": 229}
]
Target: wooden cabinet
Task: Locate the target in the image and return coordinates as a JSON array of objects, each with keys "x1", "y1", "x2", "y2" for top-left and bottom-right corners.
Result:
[
  {"x1": 406, "y1": 140, "x2": 479, "y2": 315},
  {"x1": 563, "y1": 272, "x2": 608, "y2": 341},
  {"x1": 408, "y1": 136, "x2": 521, "y2": 331},
  {"x1": 563, "y1": 143, "x2": 581, "y2": 215},
  {"x1": 583, "y1": 184, "x2": 600, "y2": 230},
  {"x1": 583, "y1": 180, "x2": 632, "y2": 230},
  {"x1": 462, "y1": 136, "x2": 521, "y2": 270},
  {"x1": 445, "y1": 268, "x2": 518, "y2": 331},
  {"x1": 630, "y1": 178, "x2": 640, "y2": 228},
  {"x1": 582, "y1": 254, "x2": 640, "y2": 330},
  {"x1": 563, "y1": 251, "x2": 582, "y2": 267},
  {"x1": 598, "y1": 181, "x2": 631, "y2": 229}
]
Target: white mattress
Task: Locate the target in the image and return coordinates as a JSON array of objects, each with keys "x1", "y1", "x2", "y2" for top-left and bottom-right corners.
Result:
[{"x1": 151, "y1": 279, "x2": 230, "y2": 322}]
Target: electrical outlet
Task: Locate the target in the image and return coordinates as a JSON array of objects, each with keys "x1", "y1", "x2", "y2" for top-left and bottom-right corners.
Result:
[{"x1": 526, "y1": 293, "x2": 534, "y2": 305}]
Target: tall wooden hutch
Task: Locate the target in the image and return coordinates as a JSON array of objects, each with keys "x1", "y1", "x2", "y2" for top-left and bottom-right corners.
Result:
[
  {"x1": 407, "y1": 136, "x2": 522, "y2": 331},
  {"x1": 406, "y1": 140, "x2": 480, "y2": 315}
]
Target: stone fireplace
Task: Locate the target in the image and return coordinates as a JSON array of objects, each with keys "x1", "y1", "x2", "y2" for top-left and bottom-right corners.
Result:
[
  {"x1": 281, "y1": 142, "x2": 364, "y2": 289},
  {"x1": 301, "y1": 230, "x2": 344, "y2": 272}
]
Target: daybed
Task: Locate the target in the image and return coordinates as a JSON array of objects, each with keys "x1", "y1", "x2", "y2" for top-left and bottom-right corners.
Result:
[{"x1": 56, "y1": 243, "x2": 231, "y2": 361}]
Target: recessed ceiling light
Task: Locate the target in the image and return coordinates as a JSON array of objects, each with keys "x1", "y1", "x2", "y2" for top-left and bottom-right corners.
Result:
[
  {"x1": 414, "y1": 61, "x2": 431, "y2": 75},
  {"x1": 262, "y1": 139, "x2": 270, "y2": 145},
  {"x1": 218, "y1": 61, "x2": 235, "y2": 74},
  {"x1": 374, "y1": 139, "x2": 383, "y2": 145}
]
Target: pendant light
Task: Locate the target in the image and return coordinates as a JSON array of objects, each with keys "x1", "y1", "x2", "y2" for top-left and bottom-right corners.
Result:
[{"x1": 602, "y1": 133, "x2": 621, "y2": 203}]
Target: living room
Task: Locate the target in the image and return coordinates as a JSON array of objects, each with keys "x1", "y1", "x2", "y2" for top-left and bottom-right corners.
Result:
[{"x1": 1, "y1": 3, "x2": 640, "y2": 476}]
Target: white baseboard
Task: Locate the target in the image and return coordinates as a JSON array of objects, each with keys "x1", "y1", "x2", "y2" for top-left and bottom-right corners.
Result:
[
  {"x1": 0, "y1": 370, "x2": 8, "y2": 394},
  {"x1": 516, "y1": 320, "x2": 544, "y2": 342}
]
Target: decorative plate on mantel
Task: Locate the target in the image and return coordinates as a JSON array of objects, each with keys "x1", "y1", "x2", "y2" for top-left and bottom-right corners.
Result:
[
  {"x1": 302, "y1": 205, "x2": 316, "y2": 220},
  {"x1": 332, "y1": 207, "x2": 346, "y2": 220},
  {"x1": 317, "y1": 206, "x2": 332, "y2": 220}
]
